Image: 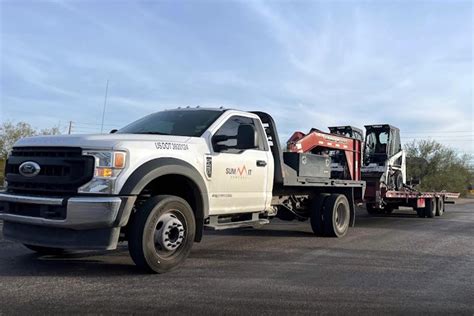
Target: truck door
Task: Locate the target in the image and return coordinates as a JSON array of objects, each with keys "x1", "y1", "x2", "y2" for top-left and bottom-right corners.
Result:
[{"x1": 208, "y1": 115, "x2": 269, "y2": 214}]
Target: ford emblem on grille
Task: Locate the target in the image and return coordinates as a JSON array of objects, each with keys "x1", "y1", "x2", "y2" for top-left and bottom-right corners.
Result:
[{"x1": 19, "y1": 161, "x2": 41, "y2": 177}]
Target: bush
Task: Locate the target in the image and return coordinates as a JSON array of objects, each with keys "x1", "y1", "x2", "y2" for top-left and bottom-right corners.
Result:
[{"x1": 405, "y1": 140, "x2": 472, "y2": 196}]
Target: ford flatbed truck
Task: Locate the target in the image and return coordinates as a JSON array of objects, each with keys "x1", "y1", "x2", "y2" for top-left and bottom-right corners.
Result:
[{"x1": 0, "y1": 108, "x2": 365, "y2": 273}]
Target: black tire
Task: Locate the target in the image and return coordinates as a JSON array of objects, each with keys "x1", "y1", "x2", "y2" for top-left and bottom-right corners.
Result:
[
  {"x1": 310, "y1": 193, "x2": 330, "y2": 236},
  {"x1": 436, "y1": 198, "x2": 444, "y2": 216},
  {"x1": 322, "y1": 194, "x2": 350, "y2": 238},
  {"x1": 383, "y1": 206, "x2": 394, "y2": 215},
  {"x1": 424, "y1": 198, "x2": 436, "y2": 218},
  {"x1": 366, "y1": 203, "x2": 379, "y2": 215},
  {"x1": 395, "y1": 172, "x2": 404, "y2": 191},
  {"x1": 23, "y1": 244, "x2": 65, "y2": 255},
  {"x1": 416, "y1": 208, "x2": 425, "y2": 218},
  {"x1": 128, "y1": 195, "x2": 196, "y2": 274}
]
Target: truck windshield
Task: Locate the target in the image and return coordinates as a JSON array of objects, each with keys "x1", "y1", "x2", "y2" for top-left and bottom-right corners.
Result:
[{"x1": 117, "y1": 110, "x2": 222, "y2": 137}]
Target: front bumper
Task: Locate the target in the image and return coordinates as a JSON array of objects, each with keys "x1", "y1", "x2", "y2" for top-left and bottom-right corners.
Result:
[{"x1": 0, "y1": 193, "x2": 136, "y2": 249}]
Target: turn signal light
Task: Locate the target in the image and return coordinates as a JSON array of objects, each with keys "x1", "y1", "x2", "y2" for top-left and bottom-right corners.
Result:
[
  {"x1": 114, "y1": 152, "x2": 125, "y2": 168},
  {"x1": 97, "y1": 167, "x2": 113, "y2": 177}
]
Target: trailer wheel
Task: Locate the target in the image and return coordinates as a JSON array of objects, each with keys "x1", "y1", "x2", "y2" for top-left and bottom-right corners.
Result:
[
  {"x1": 310, "y1": 194, "x2": 330, "y2": 236},
  {"x1": 424, "y1": 198, "x2": 436, "y2": 218},
  {"x1": 383, "y1": 206, "x2": 394, "y2": 215},
  {"x1": 322, "y1": 194, "x2": 350, "y2": 237},
  {"x1": 128, "y1": 195, "x2": 195, "y2": 273},
  {"x1": 366, "y1": 203, "x2": 379, "y2": 215},
  {"x1": 436, "y1": 198, "x2": 444, "y2": 216}
]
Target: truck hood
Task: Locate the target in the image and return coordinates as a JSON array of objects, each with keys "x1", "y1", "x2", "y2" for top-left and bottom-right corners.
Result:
[{"x1": 14, "y1": 134, "x2": 194, "y2": 150}]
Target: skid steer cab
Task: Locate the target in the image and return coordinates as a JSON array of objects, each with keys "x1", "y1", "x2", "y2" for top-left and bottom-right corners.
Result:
[{"x1": 362, "y1": 124, "x2": 406, "y2": 191}]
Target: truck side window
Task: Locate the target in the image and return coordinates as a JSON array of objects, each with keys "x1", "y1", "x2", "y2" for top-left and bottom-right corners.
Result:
[{"x1": 213, "y1": 116, "x2": 263, "y2": 153}]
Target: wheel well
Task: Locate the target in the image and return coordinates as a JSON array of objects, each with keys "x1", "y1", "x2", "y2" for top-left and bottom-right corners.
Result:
[{"x1": 126, "y1": 174, "x2": 204, "y2": 242}]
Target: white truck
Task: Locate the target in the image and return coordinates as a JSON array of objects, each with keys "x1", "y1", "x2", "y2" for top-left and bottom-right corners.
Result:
[{"x1": 0, "y1": 108, "x2": 365, "y2": 273}]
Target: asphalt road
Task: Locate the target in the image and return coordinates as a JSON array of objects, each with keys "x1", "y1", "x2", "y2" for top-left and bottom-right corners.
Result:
[{"x1": 0, "y1": 202, "x2": 473, "y2": 315}]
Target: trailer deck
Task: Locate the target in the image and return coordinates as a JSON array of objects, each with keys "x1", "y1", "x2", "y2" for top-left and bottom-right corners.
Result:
[{"x1": 384, "y1": 190, "x2": 460, "y2": 200}]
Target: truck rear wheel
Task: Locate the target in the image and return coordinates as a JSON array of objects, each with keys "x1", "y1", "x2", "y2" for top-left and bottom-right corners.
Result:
[
  {"x1": 323, "y1": 194, "x2": 350, "y2": 237},
  {"x1": 23, "y1": 244, "x2": 65, "y2": 255},
  {"x1": 310, "y1": 194, "x2": 330, "y2": 236},
  {"x1": 424, "y1": 198, "x2": 436, "y2": 218},
  {"x1": 436, "y1": 198, "x2": 444, "y2": 216},
  {"x1": 128, "y1": 195, "x2": 195, "y2": 273}
]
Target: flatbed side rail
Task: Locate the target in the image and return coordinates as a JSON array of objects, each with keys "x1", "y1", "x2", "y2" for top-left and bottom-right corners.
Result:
[{"x1": 385, "y1": 191, "x2": 460, "y2": 199}]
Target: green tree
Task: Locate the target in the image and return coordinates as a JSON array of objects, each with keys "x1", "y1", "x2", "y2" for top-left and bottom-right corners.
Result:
[{"x1": 405, "y1": 140, "x2": 472, "y2": 196}]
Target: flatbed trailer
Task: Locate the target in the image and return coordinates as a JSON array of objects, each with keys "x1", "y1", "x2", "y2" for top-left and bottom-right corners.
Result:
[{"x1": 365, "y1": 186, "x2": 460, "y2": 218}]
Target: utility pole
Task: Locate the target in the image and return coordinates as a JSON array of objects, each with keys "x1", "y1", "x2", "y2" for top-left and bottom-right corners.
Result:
[
  {"x1": 68, "y1": 121, "x2": 73, "y2": 135},
  {"x1": 100, "y1": 79, "x2": 109, "y2": 134}
]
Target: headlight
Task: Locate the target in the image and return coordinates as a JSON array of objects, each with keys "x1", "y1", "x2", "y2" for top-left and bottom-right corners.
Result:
[{"x1": 78, "y1": 150, "x2": 127, "y2": 194}]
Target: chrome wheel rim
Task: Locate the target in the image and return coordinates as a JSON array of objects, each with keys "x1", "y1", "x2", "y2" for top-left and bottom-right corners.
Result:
[{"x1": 154, "y1": 211, "x2": 186, "y2": 256}]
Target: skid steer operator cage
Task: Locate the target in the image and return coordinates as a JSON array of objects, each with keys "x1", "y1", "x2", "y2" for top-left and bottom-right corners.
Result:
[{"x1": 364, "y1": 125, "x2": 401, "y2": 165}]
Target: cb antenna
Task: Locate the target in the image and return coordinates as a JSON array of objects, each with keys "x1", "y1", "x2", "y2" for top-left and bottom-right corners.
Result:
[{"x1": 100, "y1": 79, "x2": 109, "y2": 133}]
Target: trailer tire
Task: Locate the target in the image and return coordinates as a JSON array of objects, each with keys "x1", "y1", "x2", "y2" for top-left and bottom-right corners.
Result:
[
  {"x1": 366, "y1": 203, "x2": 379, "y2": 215},
  {"x1": 23, "y1": 244, "x2": 66, "y2": 255},
  {"x1": 322, "y1": 194, "x2": 350, "y2": 238},
  {"x1": 383, "y1": 206, "x2": 394, "y2": 215},
  {"x1": 310, "y1": 194, "x2": 330, "y2": 236},
  {"x1": 436, "y1": 198, "x2": 444, "y2": 216},
  {"x1": 424, "y1": 198, "x2": 436, "y2": 218},
  {"x1": 128, "y1": 195, "x2": 195, "y2": 274}
]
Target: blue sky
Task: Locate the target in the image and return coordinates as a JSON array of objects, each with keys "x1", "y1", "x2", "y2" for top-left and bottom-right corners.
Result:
[{"x1": 0, "y1": 0, "x2": 472, "y2": 155}]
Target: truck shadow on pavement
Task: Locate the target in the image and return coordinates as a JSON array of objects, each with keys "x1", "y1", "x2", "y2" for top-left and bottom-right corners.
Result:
[
  {"x1": 204, "y1": 227, "x2": 316, "y2": 238},
  {"x1": 0, "y1": 247, "x2": 143, "y2": 277}
]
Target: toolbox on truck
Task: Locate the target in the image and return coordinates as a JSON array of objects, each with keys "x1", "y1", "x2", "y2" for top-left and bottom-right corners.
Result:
[{"x1": 283, "y1": 152, "x2": 331, "y2": 178}]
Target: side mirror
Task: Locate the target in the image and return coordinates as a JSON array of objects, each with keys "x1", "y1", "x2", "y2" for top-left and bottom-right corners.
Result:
[
  {"x1": 236, "y1": 124, "x2": 257, "y2": 150},
  {"x1": 212, "y1": 135, "x2": 232, "y2": 152},
  {"x1": 110, "y1": 129, "x2": 118, "y2": 134},
  {"x1": 211, "y1": 124, "x2": 257, "y2": 153},
  {"x1": 213, "y1": 135, "x2": 230, "y2": 143}
]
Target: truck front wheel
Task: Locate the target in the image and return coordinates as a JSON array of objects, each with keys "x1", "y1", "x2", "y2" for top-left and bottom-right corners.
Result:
[
  {"x1": 323, "y1": 194, "x2": 350, "y2": 237},
  {"x1": 128, "y1": 195, "x2": 196, "y2": 273}
]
